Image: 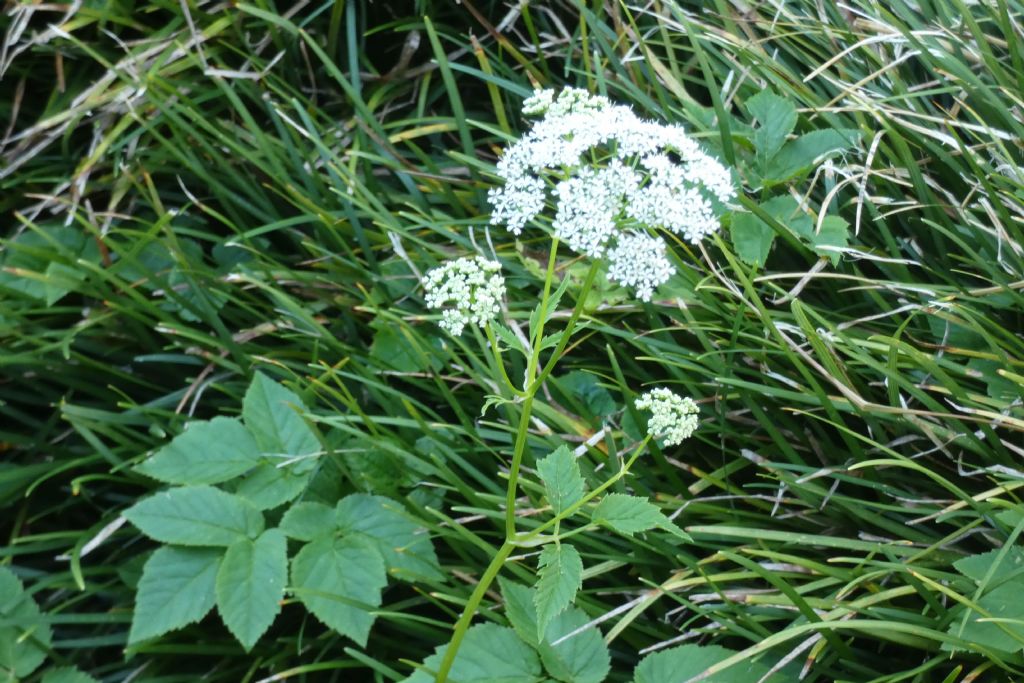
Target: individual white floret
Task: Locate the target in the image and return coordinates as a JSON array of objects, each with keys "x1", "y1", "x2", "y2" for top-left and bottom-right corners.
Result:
[
  {"x1": 634, "y1": 388, "x2": 699, "y2": 446},
  {"x1": 422, "y1": 256, "x2": 505, "y2": 336},
  {"x1": 606, "y1": 232, "x2": 674, "y2": 302}
]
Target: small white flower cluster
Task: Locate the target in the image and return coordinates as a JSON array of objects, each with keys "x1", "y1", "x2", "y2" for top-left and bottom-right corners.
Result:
[
  {"x1": 489, "y1": 88, "x2": 736, "y2": 301},
  {"x1": 423, "y1": 256, "x2": 505, "y2": 336},
  {"x1": 635, "y1": 388, "x2": 699, "y2": 446}
]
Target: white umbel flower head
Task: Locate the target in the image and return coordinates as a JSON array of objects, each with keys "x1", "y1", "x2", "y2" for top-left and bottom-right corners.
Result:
[
  {"x1": 488, "y1": 87, "x2": 735, "y2": 302},
  {"x1": 635, "y1": 388, "x2": 699, "y2": 446},
  {"x1": 423, "y1": 256, "x2": 505, "y2": 336}
]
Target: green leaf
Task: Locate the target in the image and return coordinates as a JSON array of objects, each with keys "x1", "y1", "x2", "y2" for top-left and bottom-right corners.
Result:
[
  {"x1": 123, "y1": 486, "x2": 265, "y2": 546},
  {"x1": 402, "y1": 623, "x2": 541, "y2": 683},
  {"x1": 369, "y1": 325, "x2": 439, "y2": 372},
  {"x1": 234, "y1": 461, "x2": 312, "y2": 510},
  {"x1": 335, "y1": 493, "x2": 443, "y2": 582},
  {"x1": 242, "y1": 371, "x2": 319, "y2": 457},
  {"x1": 784, "y1": 210, "x2": 849, "y2": 265},
  {"x1": 291, "y1": 536, "x2": 387, "y2": 646},
  {"x1": 129, "y1": 546, "x2": 221, "y2": 644},
  {"x1": 500, "y1": 580, "x2": 610, "y2": 683},
  {"x1": 0, "y1": 567, "x2": 52, "y2": 679},
  {"x1": 534, "y1": 544, "x2": 583, "y2": 638},
  {"x1": 41, "y1": 667, "x2": 100, "y2": 683},
  {"x1": 766, "y1": 129, "x2": 859, "y2": 183},
  {"x1": 560, "y1": 371, "x2": 617, "y2": 419},
  {"x1": 954, "y1": 548, "x2": 1024, "y2": 587},
  {"x1": 215, "y1": 529, "x2": 287, "y2": 651},
  {"x1": 591, "y1": 494, "x2": 689, "y2": 540},
  {"x1": 536, "y1": 446, "x2": 585, "y2": 515},
  {"x1": 946, "y1": 582, "x2": 1024, "y2": 653},
  {"x1": 492, "y1": 322, "x2": 527, "y2": 358},
  {"x1": 633, "y1": 644, "x2": 782, "y2": 683},
  {"x1": 135, "y1": 417, "x2": 260, "y2": 485},
  {"x1": 747, "y1": 90, "x2": 797, "y2": 169},
  {"x1": 730, "y1": 212, "x2": 776, "y2": 267},
  {"x1": 280, "y1": 501, "x2": 336, "y2": 541}
]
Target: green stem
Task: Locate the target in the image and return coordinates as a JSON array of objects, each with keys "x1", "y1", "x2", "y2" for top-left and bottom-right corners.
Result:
[
  {"x1": 484, "y1": 324, "x2": 526, "y2": 397},
  {"x1": 433, "y1": 540, "x2": 514, "y2": 683},
  {"x1": 532, "y1": 260, "x2": 601, "y2": 391},
  {"x1": 504, "y1": 394, "x2": 535, "y2": 538}
]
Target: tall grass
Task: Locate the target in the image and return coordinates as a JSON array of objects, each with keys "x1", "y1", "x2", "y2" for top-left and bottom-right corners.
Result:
[{"x1": 2, "y1": 1, "x2": 1022, "y2": 681}]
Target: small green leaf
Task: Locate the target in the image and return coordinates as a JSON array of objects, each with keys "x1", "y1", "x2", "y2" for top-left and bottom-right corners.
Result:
[
  {"x1": 123, "y1": 486, "x2": 264, "y2": 546},
  {"x1": 402, "y1": 623, "x2": 541, "y2": 683},
  {"x1": 135, "y1": 417, "x2": 260, "y2": 485},
  {"x1": 129, "y1": 546, "x2": 221, "y2": 644},
  {"x1": 291, "y1": 536, "x2": 387, "y2": 646},
  {"x1": 766, "y1": 129, "x2": 859, "y2": 183},
  {"x1": 633, "y1": 644, "x2": 783, "y2": 683},
  {"x1": 41, "y1": 667, "x2": 100, "y2": 683},
  {"x1": 280, "y1": 501, "x2": 336, "y2": 541},
  {"x1": 242, "y1": 371, "x2": 319, "y2": 458},
  {"x1": 591, "y1": 494, "x2": 689, "y2": 540},
  {"x1": 534, "y1": 544, "x2": 583, "y2": 638},
  {"x1": 492, "y1": 322, "x2": 527, "y2": 357},
  {"x1": 536, "y1": 446, "x2": 585, "y2": 515},
  {"x1": 747, "y1": 90, "x2": 797, "y2": 169},
  {"x1": 0, "y1": 567, "x2": 52, "y2": 679},
  {"x1": 215, "y1": 529, "x2": 287, "y2": 651},
  {"x1": 234, "y1": 461, "x2": 312, "y2": 510},
  {"x1": 335, "y1": 494, "x2": 443, "y2": 582},
  {"x1": 730, "y1": 212, "x2": 776, "y2": 267}
]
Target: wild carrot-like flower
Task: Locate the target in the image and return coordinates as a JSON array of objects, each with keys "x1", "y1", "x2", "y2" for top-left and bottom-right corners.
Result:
[
  {"x1": 488, "y1": 87, "x2": 735, "y2": 301},
  {"x1": 423, "y1": 256, "x2": 505, "y2": 336},
  {"x1": 635, "y1": 388, "x2": 699, "y2": 446}
]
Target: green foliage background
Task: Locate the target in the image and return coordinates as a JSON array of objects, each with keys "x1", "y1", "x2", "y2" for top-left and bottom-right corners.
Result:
[{"x1": 2, "y1": 0, "x2": 1023, "y2": 681}]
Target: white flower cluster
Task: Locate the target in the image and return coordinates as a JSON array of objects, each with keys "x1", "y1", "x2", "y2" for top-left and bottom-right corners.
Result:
[
  {"x1": 488, "y1": 88, "x2": 736, "y2": 301},
  {"x1": 423, "y1": 256, "x2": 505, "y2": 336},
  {"x1": 635, "y1": 388, "x2": 699, "y2": 446}
]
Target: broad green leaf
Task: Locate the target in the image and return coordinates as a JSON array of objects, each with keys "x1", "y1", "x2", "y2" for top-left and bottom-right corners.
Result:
[
  {"x1": 41, "y1": 668, "x2": 100, "y2": 683},
  {"x1": 368, "y1": 327, "x2": 432, "y2": 374},
  {"x1": 534, "y1": 544, "x2": 583, "y2": 637},
  {"x1": 291, "y1": 536, "x2": 387, "y2": 646},
  {"x1": 766, "y1": 129, "x2": 859, "y2": 183},
  {"x1": 234, "y1": 461, "x2": 312, "y2": 510},
  {"x1": 946, "y1": 582, "x2": 1024, "y2": 653},
  {"x1": 591, "y1": 494, "x2": 689, "y2": 539},
  {"x1": 280, "y1": 501, "x2": 336, "y2": 541},
  {"x1": 785, "y1": 212, "x2": 849, "y2": 265},
  {"x1": 242, "y1": 371, "x2": 319, "y2": 458},
  {"x1": 954, "y1": 548, "x2": 1024, "y2": 587},
  {"x1": 633, "y1": 644, "x2": 781, "y2": 683},
  {"x1": 123, "y1": 486, "x2": 264, "y2": 546},
  {"x1": 135, "y1": 417, "x2": 260, "y2": 485},
  {"x1": 0, "y1": 567, "x2": 52, "y2": 679},
  {"x1": 335, "y1": 493, "x2": 442, "y2": 581},
  {"x1": 215, "y1": 529, "x2": 287, "y2": 651},
  {"x1": 536, "y1": 446, "x2": 585, "y2": 515},
  {"x1": 500, "y1": 580, "x2": 610, "y2": 683},
  {"x1": 730, "y1": 212, "x2": 775, "y2": 267},
  {"x1": 129, "y1": 546, "x2": 221, "y2": 644},
  {"x1": 402, "y1": 623, "x2": 541, "y2": 683},
  {"x1": 559, "y1": 371, "x2": 617, "y2": 419},
  {"x1": 747, "y1": 91, "x2": 797, "y2": 170}
]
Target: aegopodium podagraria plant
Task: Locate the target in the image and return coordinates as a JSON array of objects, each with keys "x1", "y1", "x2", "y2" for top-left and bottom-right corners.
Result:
[
  {"x1": 418, "y1": 88, "x2": 730, "y2": 683},
  {"x1": 488, "y1": 87, "x2": 735, "y2": 301}
]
